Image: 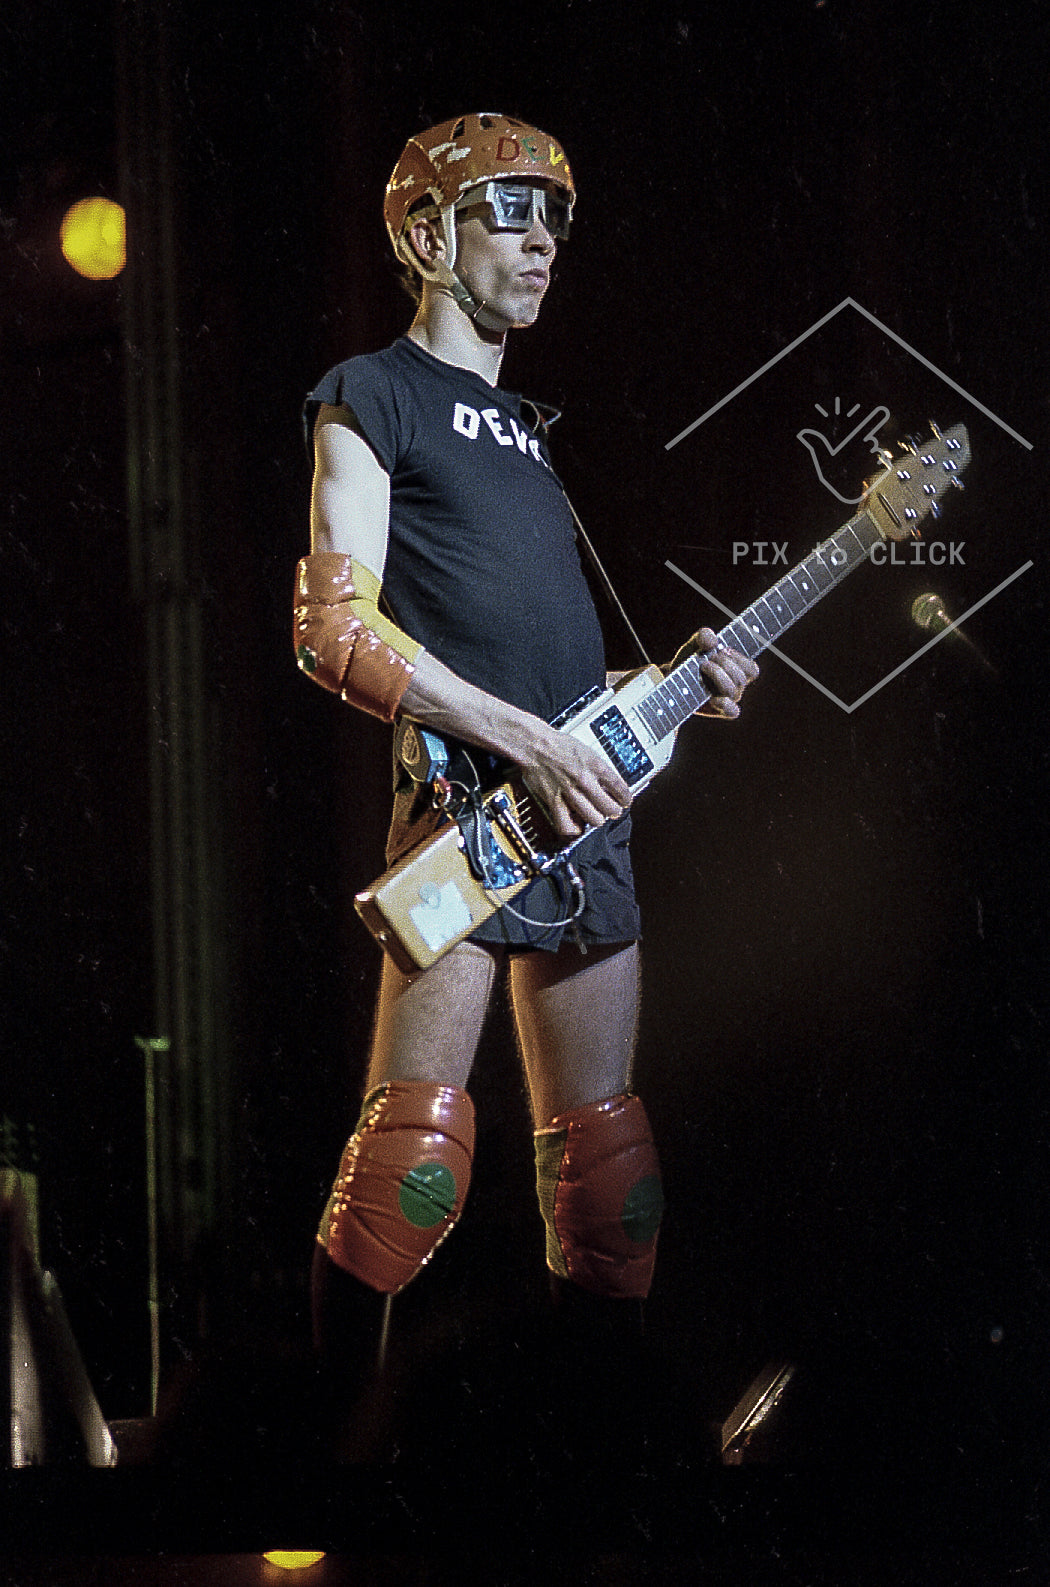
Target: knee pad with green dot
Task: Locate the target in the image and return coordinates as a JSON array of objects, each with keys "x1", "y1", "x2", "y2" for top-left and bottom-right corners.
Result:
[
  {"x1": 317, "y1": 1080, "x2": 475, "y2": 1294},
  {"x1": 534, "y1": 1092, "x2": 663, "y2": 1300}
]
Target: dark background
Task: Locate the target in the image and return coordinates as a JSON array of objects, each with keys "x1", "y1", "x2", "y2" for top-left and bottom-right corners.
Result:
[{"x1": 2, "y1": 0, "x2": 1047, "y2": 1567}]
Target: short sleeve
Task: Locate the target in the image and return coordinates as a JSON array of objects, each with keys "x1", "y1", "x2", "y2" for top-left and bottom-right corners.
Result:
[{"x1": 303, "y1": 355, "x2": 405, "y2": 474}]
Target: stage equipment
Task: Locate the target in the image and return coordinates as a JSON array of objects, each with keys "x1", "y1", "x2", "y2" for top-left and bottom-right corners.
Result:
[
  {"x1": 720, "y1": 1360, "x2": 797, "y2": 1464},
  {"x1": 2, "y1": 1172, "x2": 116, "y2": 1466},
  {"x1": 60, "y1": 197, "x2": 126, "y2": 279},
  {"x1": 912, "y1": 592, "x2": 994, "y2": 670}
]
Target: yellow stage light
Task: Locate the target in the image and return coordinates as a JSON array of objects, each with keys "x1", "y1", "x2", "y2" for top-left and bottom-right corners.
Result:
[
  {"x1": 60, "y1": 197, "x2": 126, "y2": 280},
  {"x1": 262, "y1": 1555, "x2": 326, "y2": 1572}
]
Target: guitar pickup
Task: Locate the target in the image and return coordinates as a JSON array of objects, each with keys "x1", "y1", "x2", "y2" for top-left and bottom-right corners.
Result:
[{"x1": 589, "y1": 706, "x2": 655, "y2": 785}]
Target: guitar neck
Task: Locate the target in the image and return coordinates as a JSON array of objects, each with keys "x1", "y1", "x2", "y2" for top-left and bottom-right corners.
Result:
[{"x1": 634, "y1": 507, "x2": 882, "y2": 743}]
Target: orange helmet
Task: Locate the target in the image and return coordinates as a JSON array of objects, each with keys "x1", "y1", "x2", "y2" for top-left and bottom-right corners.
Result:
[{"x1": 384, "y1": 112, "x2": 575, "y2": 259}]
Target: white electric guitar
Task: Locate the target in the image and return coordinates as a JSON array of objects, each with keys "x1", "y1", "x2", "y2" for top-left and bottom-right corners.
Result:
[{"x1": 355, "y1": 423, "x2": 971, "y2": 971}]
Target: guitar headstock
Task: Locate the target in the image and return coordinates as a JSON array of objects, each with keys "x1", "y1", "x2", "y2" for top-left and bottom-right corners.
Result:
[{"x1": 863, "y1": 422, "x2": 971, "y2": 541}]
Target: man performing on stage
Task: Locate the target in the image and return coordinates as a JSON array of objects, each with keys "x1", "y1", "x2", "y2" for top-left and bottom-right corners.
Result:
[{"x1": 294, "y1": 112, "x2": 757, "y2": 1420}]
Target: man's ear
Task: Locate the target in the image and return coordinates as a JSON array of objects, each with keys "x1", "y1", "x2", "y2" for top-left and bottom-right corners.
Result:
[{"x1": 406, "y1": 216, "x2": 445, "y2": 269}]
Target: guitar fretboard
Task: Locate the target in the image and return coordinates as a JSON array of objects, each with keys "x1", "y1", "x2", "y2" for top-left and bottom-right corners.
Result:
[{"x1": 635, "y1": 508, "x2": 882, "y2": 743}]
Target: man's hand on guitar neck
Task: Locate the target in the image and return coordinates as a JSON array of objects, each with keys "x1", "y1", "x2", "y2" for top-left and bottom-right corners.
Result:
[{"x1": 670, "y1": 627, "x2": 759, "y2": 719}]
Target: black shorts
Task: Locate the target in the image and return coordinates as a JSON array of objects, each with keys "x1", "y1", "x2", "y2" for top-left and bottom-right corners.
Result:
[{"x1": 386, "y1": 768, "x2": 641, "y2": 955}]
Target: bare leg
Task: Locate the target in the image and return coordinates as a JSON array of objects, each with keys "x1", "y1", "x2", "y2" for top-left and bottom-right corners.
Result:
[
  {"x1": 366, "y1": 937, "x2": 504, "y2": 1093},
  {"x1": 509, "y1": 940, "x2": 640, "y2": 1124}
]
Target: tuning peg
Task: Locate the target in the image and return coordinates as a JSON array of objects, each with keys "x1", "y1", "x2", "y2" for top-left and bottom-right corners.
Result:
[
  {"x1": 897, "y1": 436, "x2": 918, "y2": 455},
  {"x1": 876, "y1": 447, "x2": 895, "y2": 467},
  {"x1": 929, "y1": 499, "x2": 942, "y2": 519},
  {"x1": 929, "y1": 420, "x2": 944, "y2": 440},
  {"x1": 949, "y1": 475, "x2": 965, "y2": 490}
]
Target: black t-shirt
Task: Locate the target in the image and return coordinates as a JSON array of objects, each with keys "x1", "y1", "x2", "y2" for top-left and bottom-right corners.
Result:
[{"x1": 304, "y1": 337, "x2": 606, "y2": 723}]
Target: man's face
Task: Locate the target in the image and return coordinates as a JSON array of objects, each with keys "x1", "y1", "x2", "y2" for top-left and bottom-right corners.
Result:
[{"x1": 451, "y1": 185, "x2": 559, "y2": 330}]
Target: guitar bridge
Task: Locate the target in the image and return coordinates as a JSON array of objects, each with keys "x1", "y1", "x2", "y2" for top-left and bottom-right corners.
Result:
[
  {"x1": 489, "y1": 789, "x2": 547, "y2": 871},
  {"x1": 454, "y1": 787, "x2": 541, "y2": 892}
]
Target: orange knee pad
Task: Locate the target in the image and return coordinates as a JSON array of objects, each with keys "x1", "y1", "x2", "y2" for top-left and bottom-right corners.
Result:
[
  {"x1": 534, "y1": 1092, "x2": 664, "y2": 1300},
  {"x1": 317, "y1": 1080, "x2": 475, "y2": 1294}
]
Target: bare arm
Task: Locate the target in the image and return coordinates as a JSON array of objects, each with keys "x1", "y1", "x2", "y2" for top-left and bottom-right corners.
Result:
[{"x1": 309, "y1": 405, "x2": 631, "y2": 837}]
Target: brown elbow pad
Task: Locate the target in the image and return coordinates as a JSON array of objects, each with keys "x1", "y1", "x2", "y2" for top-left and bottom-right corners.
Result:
[{"x1": 293, "y1": 553, "x2": 422, "y2": 723}]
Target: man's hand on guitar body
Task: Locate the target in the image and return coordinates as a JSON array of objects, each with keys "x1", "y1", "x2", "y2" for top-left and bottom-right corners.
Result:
[
  {"x1": 516, "y1": 720, "x2": 632, "y2": 840},
  {"x1": 509, "y1": 628, "x2": 756, "y2": 838},
  {"x1": 672, "y1": 627, "x2": 759, "y2": 719},
  {"x1": 399, "y1": 649, "x2": 631, "y2": 841}
]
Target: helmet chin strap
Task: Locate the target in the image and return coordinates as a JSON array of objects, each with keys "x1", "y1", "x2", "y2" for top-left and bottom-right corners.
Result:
[
  {"x1": 431, "y1": 259, "x2": 507, "y2": 333},
  {"x1": 410, "y1": 205, "x2": 508, "y2": 334}
]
